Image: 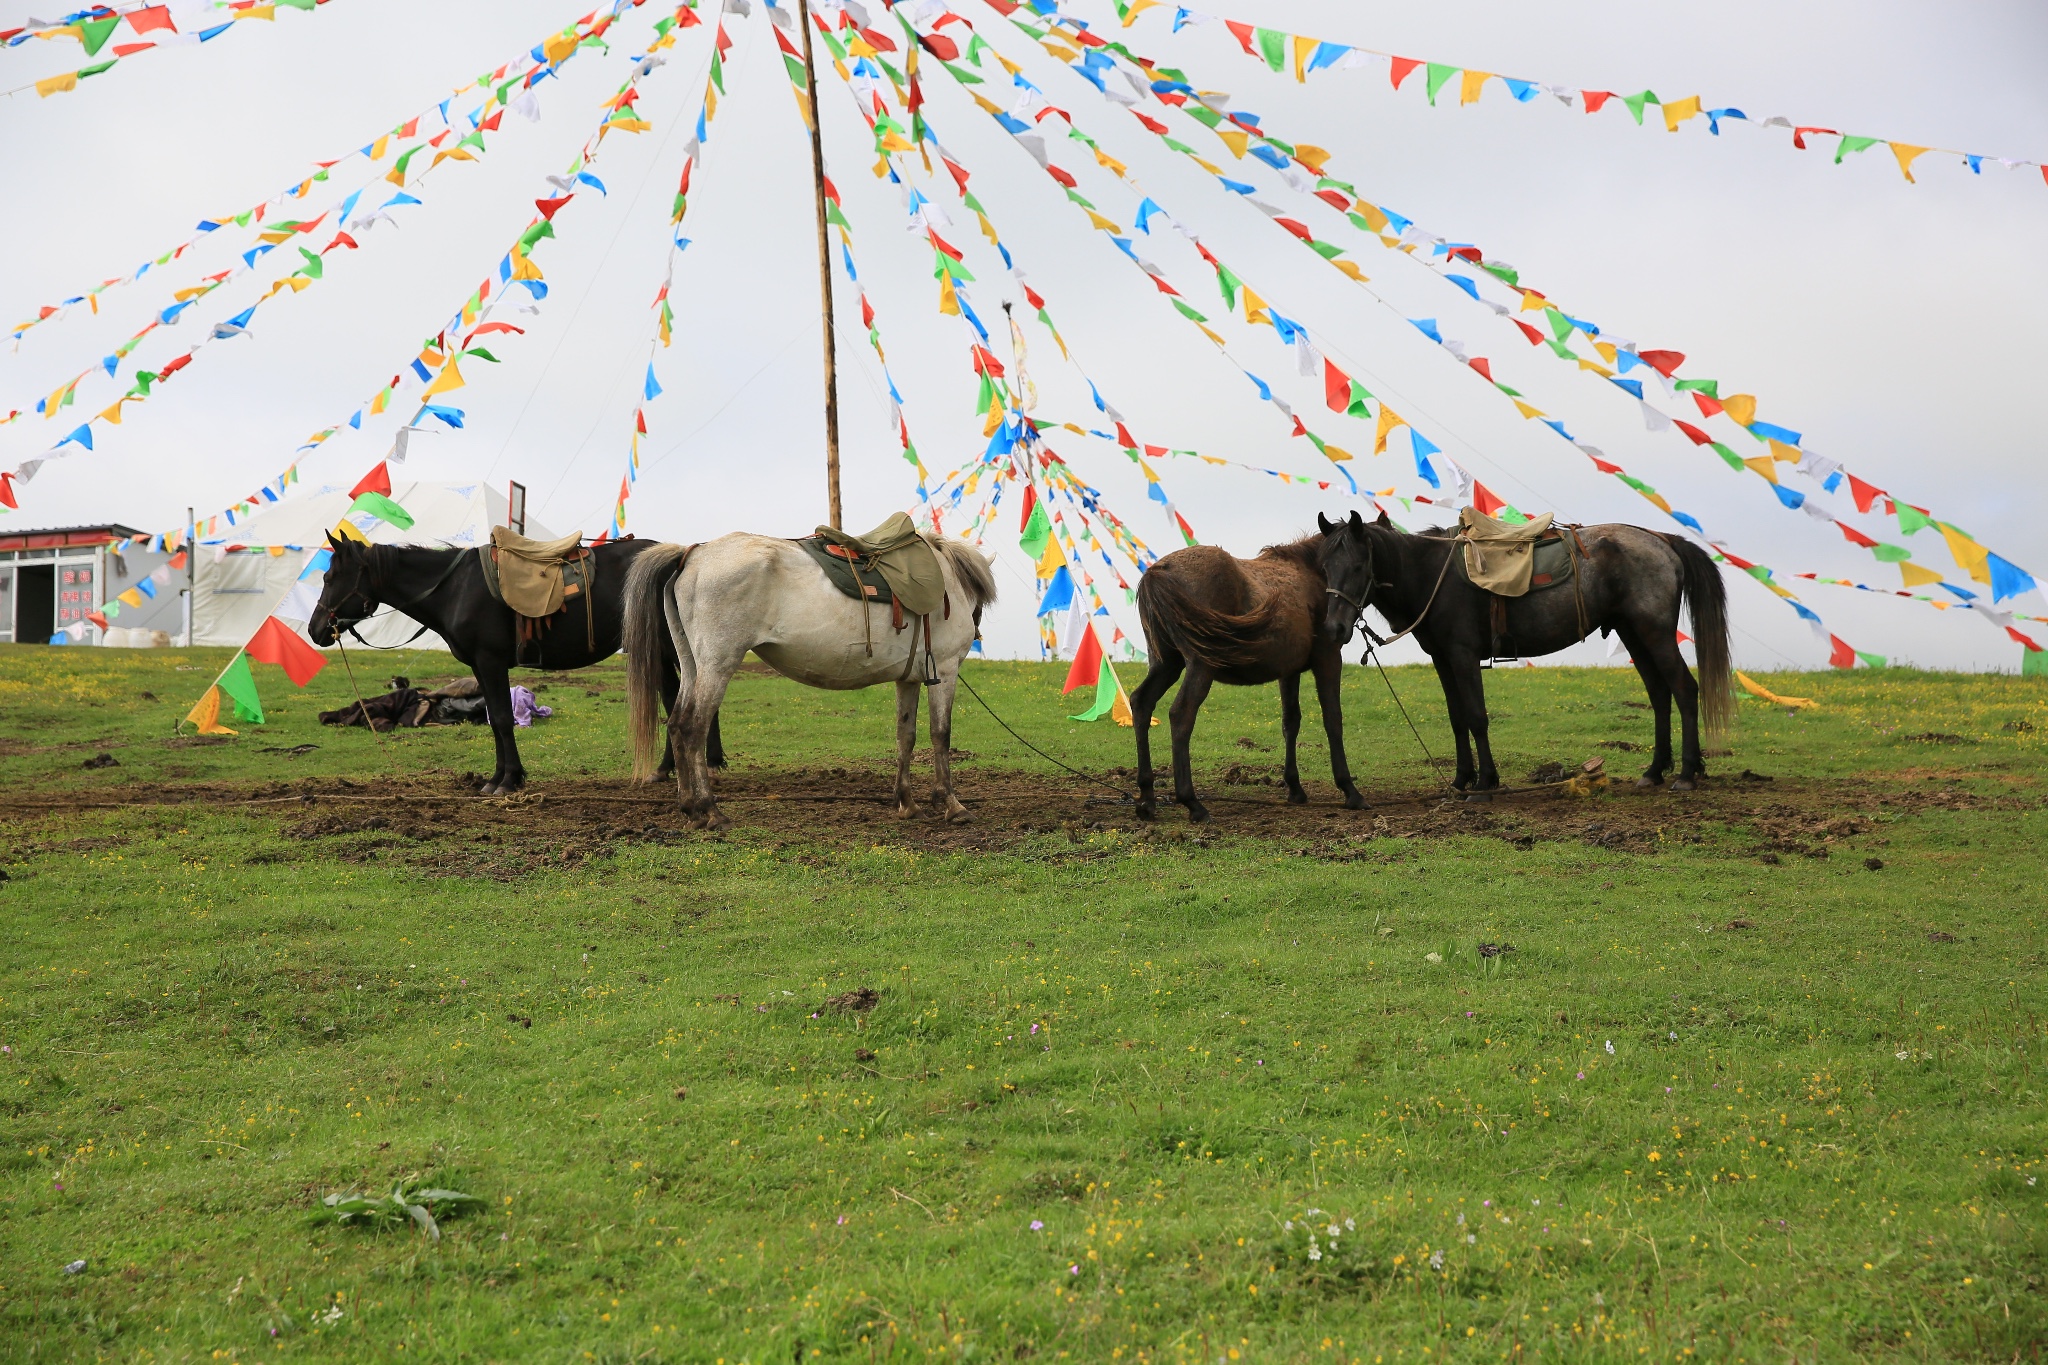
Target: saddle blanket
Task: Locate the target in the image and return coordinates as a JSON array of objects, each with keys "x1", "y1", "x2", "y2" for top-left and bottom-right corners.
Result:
[
  {"x1": 479, "y1": 527, "x2": 591, "y2": 618},
  {"x1": 799, "y1": 511, "x2": 945, "y2": 617}
]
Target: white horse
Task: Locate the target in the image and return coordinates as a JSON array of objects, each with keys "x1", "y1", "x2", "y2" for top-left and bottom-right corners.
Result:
[{"x1": 623, "y1": 533, "x2": 998, "y2": 829}]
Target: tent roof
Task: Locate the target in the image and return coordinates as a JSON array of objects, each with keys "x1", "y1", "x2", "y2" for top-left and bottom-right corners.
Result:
[{"x1": 199, "y1": 479, "x2": 554, "y2": 550}]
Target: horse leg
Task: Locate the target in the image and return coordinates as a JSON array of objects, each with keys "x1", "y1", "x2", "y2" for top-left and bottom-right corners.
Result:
[
  {"x1": 1637, "y1": 625, "x2": 1705, "y2": 789},
  {"x1": 1431, "y1": 655, "x2": 1476, "y2": 791},
  {"x1": 926, "y1": 672, "x2": 969, "y2": 823},
  {"x1": 675, "y1": 659, "x2": 737, "y2": 830},
  {"x1": 1311, "y1": 646, "x2": 1366, "y2": 810},
  {"x1": 656, "y1": 652, "x2": 680, "y2": 780},
  {"x1": 1450, "y1": 654, "x2": 1500, "y2": 798},
  {"x1": 892, "y1": 680, "x2": 921, "y2": 818},
  {"x1": 475, "y1": 656, "x2": 523, "y2": 795},
  {"x1": 1167, "y1": 662, "x2": 1216, "y2": 823},
  {"x1": 1130, "y1": 648, "x2": 1184, "y2": 820},
  {"x1": 1279, "y1": 670, "x2": 1307, "y2": 805},
  {"x1": 1617, "y1": 623, "x2": 1674, "y2": 788},
  {"x1": 706, "y1": 709, "x2": 727, "y2": 770}
]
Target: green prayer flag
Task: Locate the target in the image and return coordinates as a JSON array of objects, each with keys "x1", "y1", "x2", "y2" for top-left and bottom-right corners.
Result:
[
  {"x1": 464, "y1": 347, "x2": 500, "y2": 363},
  {"x1": 1621, "y1": 90, "x2": 1660, "y2": 124},
  {"x1": 297, "y1": 248, "x2": 323, "y2": 280},
  {"x1": 1835, "y1": 135, "x2": 1880, "y2": 164},
  {"x1": 1423, "y1": 63, "x2": 1462, "y2": 105},
  {"x1": 1869, "y1": 543, "x2": 1911, "y2": 563},
  {"x1": 1896, "y1": 503, "x2": 1933, "y2": 535},
  {"x1": 2023, "y1": 647, "x2": 2048, "y2": 679},
  {"x1": 1709, "y1": 442, "x2": 1744, "y2": 471},
  {"x1": 78, "y1": 16, "x2": 119, "y2": 56},
  {"x1": 1674, "y1": 378, "x2": 1720, "y2": 397},
  {"x1": 276, "y1": 0, "x2": 318, "y2": 10},
  {"x1": 519, "y1": 220, "x2": 556, "y2": 251},
  {"x1": 218, "y1": 653, "x2": 264, "y2": 725},
  {"x1": 1544, "y1": 307, "x2": 1573, "y2": 341},
  {"x1": 1169, "y1": 298, "x2": 1210, "y2": 325},
  {"x1": 1070, "y1": 656, "x2": 1118, "y2": 722},
  {"x1": 1184, "y1": 103, "x2": 1222, "y2": 129},
  {"x1": 1020, "y1": 501, "x2": 1052, "y2": 560},
  {"x1": 78, "y1": 58, "x2": 117, "y2": 78},
  {"x1": 348, "y1": 491, "x2": 415, "y2": 530},
  {"x1": 1215, "y1": 264, "x2": 1241, "y2": 309},
  {"x1": 1855, "y1": 652, "x2": 1887, "y2": 669}
]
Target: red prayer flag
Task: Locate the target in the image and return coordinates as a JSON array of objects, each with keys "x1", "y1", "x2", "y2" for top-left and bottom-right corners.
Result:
[
  {"x1": 1132, "y1": 111, "x2": 1169, "y2": 135},
  {"x1": 1692, "y1": 392, "x2": 1724, "y2": 418},
  {"x1": 1224, "y1": 20, "x2": 1257, "y2": 55},
  {"x1": 1834, "y1": 520, "x2": 1877, "y2": 548},
  {"x1": 1827, "y1": 634, "x2": 1857, "y2": 669},
  {"x1": 1389, "y1": 57, "x2": 1422, "y2": 90},
  {"x1": 127, "y1": 5, "x2": 175, "y2": 33},
  {"x1": 246, "y1": 617, "x2": 327, "y2": 687},
  {"x1": 1582, "y1": 91, "x2": 1614, "y2": 113},
  {"x1": 1018, "y1": 484, "x2": 1036, "y2": 531},
  {"x1": 1063, "y1": 621, "x2": 1105, "y2": 695},
  {"x1": 1672, "y1": 420, "x2": 1713, "y2": 446},
  {"x1": 1513, "y1": 320, "x2": 1545, "y2": 346},
  {"x1": 534, "y1": 195, "x2": 572, "y2": 220},
  {"x1": 1791, "y1": 126, "x2": 1837, "y2": 151},
  {"x1": 2009, "y1": 626, "x2": 2043, "y2": 651},
  {"x1": 1468, "y1": 357, "x2": 1493, "y2": 382},
  {"x1": 1846, "y1": 473, "x2": 1882, "y2": 514},
  {"x1": 1323, "y1": 358, "x2": 1353, "y2": 413},
  {"x1": 1472, "y1": 481, "x2": 1506, "y2": 517},
  {"x1": 349, "y1": 462, "x2": 391, "y2": 499},
  {"x1": 1635, "y1": 349, "x2": 1685, "y2": 377}
]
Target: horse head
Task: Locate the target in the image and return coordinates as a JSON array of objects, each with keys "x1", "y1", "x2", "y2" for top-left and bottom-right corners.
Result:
[
  {"x1": 305, "y1": 533, "x2": 380, "y2": 647},
  {"x1": 1315, "y1": 509, "x2": 1375, "y2": 643}
]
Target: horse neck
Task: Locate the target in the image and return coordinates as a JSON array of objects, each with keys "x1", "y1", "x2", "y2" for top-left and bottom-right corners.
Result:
[
  {"x1": 1369, "y1": 526, "x2": 1445, "y2": 632},
  {"x1": 371, "y1": 545, "x2": 464, "y2": 636}
]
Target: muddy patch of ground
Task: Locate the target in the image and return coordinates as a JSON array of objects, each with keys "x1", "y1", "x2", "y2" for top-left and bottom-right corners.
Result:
[{"x1": 1, "y1": 759, "x2": 2032, "y2": 877}]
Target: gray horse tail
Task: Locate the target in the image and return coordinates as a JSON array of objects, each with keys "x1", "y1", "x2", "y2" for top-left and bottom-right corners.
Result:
[
  {"x1": 624, "y1": 542, "x2": 689, "y2": 782},
  {"x1": 925, "y1": 534, "x2": 999, "y2": 614},
  {"x1": 1666, "y1": 535, "x2": 1734, "y2": 738},
  {"x1": 1135, "y1": 557, "x2": 1279, "y2": 673}
]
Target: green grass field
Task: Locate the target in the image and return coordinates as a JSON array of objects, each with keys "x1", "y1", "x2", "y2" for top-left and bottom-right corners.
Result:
[{"x1": 1, "y1": 644, "x2": 2043, "y2": 1363}]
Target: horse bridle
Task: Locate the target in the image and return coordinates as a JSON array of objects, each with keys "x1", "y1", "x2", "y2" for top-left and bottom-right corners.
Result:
[{"x1": 322, "y1": 544, "x2": 469, "y2": 647}]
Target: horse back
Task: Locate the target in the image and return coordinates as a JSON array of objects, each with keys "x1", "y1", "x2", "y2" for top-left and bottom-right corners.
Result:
[{"x1": 1138, "y1": 543, "x2": 1322, "y2": 681}]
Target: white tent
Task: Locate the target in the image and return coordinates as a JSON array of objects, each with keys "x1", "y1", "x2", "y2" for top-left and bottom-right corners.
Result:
[{"x1": 192, "y1": 479, "x2": 556, "y2": 649}]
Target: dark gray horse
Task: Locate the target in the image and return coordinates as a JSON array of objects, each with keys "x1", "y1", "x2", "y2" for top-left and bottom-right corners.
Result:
[{"x1": 1316, "y1": 510, "x2": 1732, "y2": 795}]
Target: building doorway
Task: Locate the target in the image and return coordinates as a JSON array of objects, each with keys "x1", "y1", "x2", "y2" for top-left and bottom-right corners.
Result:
[{"x1": 14, "y1": 563, "x2": 54, "y2": 644}]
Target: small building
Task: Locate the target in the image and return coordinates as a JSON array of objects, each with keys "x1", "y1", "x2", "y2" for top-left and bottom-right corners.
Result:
[{"x1": 0, "y1": 524, "x2": 181, "y2": 645}]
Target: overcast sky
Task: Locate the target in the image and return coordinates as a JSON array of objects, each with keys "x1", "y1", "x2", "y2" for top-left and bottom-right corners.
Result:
[{"x1": 3, "y1": 0, "x2": 2043, "y2": 668}]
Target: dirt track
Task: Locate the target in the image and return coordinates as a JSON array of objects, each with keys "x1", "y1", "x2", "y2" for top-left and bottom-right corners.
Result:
[{"x1": 3, "y1": 760, "x2": 2014, "y2": 879}]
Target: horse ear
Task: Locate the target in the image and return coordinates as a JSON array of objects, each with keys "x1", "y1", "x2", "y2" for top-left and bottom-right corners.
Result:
[
  {"x1": 1374, "y1": 506, "x2": 1393, "y2": 527},
  {"x1": 1349, "y1": 509, "x2": 1365, "y2": 529},
  {"x1": 1317, "y1": 512, "x2": 1337, "y2": 535},
  {"x1": 325, "y1": 531, "x2": 345, "y2": 553}
]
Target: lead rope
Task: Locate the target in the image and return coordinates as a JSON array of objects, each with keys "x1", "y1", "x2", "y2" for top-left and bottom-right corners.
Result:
[
  {"x1": 1359, "y1": 641, "x2": 1456, "y2": 793},
  {"x1": 332, "y1": 636, "x2": 387, "y2": 745},
  {"x1": 955, "y1": 669, "x2": 1135, "y2": 802}
]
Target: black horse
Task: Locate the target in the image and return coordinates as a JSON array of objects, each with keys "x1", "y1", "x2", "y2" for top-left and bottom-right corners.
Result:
[
  {"x1": 1317, "y1": 510, "x2": 1732, "y2": 795},
  {"x1": 306, "y1": 534, "x2": 722, "y2": 794}
]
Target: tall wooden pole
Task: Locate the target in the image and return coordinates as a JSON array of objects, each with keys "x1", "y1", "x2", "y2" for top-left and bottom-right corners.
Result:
[{"x1": 798, "y1": 0, "x2": 843, "y2": 530}]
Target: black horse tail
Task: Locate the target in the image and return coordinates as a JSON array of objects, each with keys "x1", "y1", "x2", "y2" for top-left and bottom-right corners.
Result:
[
  {"x1": 624, "y1": 542, "x2": 690, "y2": 783},
  {"x1": 1666, "y1": 534, "x2": 1734, "y2": 739},
  {"x1": 1135, "y1": 556, "x2": 1281, "y2": 673}
]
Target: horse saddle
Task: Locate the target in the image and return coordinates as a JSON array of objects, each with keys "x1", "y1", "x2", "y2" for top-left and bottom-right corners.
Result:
[
  {"x1": 1457, "y1": 507, "x2": 1577, "y2": 598},
  {"x1": 796, "y1": 512, "x2": 949, "y2": 634},
  {"x1": 478, "y1": 527, "x2": 597, "y2": 657}
]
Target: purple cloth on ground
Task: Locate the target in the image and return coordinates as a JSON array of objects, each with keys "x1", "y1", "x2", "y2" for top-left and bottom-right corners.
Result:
[{"x1": 511, "y1": 685, "x2": 552, "y2": 728}]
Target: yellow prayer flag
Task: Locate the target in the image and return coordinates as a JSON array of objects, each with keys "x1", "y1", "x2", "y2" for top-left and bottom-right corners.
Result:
[
  {"x1": 1083, "y1": 210, "x2": 1123, "y2": 234},
  {"x1": 510, "y1": 250, "x2": 543, "y2": 281},
  {"x1": 975, "y1": 212, "x2": 1000, "y2": 246},
  {"x1": 1213, "y1": 128, "x2": 1250, "y2": 159},
  {"x1": 937, "y1": 272, "x2": 960, "y2": 317},
  {"x1": 1092, "y1": 147, "x2": 1127, "y2": 177},
  {"x1": 1736, "y1": 672, "x2": 1816, "y2": 709},
  {"x1": 245, "y1": 5, "x2": 276, "y2": 19},
  {"x1": 1935, "y1": 523, "x2": 1993, "y2": 585},
  {"x1": 429, "y1": 147, "x2": 479, "y2": 168},
  {"x1": 1662, "y1": 95, "x2": 1703, "y2": 132},
  {"x1": 1195, "y1": 323, "x2": 1226, "y2": 347},
  {"x1": 369, "y1": 135, "x2": 390, "y2": 160},
  {"x1": 1459, "y1": 71, "x2": 1492, "y2": 105},
  {"x1": 98, "y1": 401, "x2": 123, "y2": 425},
  {"x1": 35, "y1": 72, "x2": 79, "y2": 99},
  {"x1": 422, "y1": 358, "x2": 465, "y2": 398},
  {"x1": 1034, "y1": 535, "x2": 1065, "y2": 578},
  {"x1": 1353, "y1": 202, "x2": 1389, "y2": 233},
  {"x1": 1889, "y1": 143, "x2": 1930, "y2": 182},
  {"x1": 1742, "y1": 456, "x2": 1778, "y2": 483},
  {"x1": 1040, "y1": 39, "x2": 1079, "y2": 62},
  {"x1": 369, "y1": 388, "x2": 390, "y2": 416},
  {"x1": 1322, "y1": 443, "x2": 1354, "y2": 463},
  {"x1": 1293, "y1": 35, "x2": 1317, "y2": 82},
  {"x1": 543, "y1": 32, "x2": 578, "y2": 63},
  {"x1": 1767, "y1": 439, "x2": 1801, "y2": 463},
  {"x1": 117, "y1": 588, "x2": 144, "y2": 608},
  {"x1": 1331, "y1": 259, "x2": 1368, "y2": 283},
  {"x1": 1720, "y1": 393, "x2": 1758, "y2": 427},
  {"x1": 332, "y1": 518, "x2": 370, "y2": 544},
  {"x1": 1240, "y1": 287, "x2": 1270, "y2": 324},
  {"x1": 1373, "y1": 405, "x2": 1404, "y2": 455},
  {"x1": 1576, "y1": 357, "x2": 1616, "y2": 378},
  {"x1": 1518, "y1": 291, "x2": 1550, "y2": 313},
  {"x1": 1294, "y1": 143, "x2": 1332, "y2": 173},
  {"x1": 184, "y1": 685, "x2": 238, "y2": 736},
  {"x1": 1898, "y1": 561, "x2": 1943, "y2": 588},
  {"x1": 1512, "y1": 400, "x2": 1546, "y2": 420},
  {"x1": 1121, "y1": 0, "x2": 1163, "y2": 24}
]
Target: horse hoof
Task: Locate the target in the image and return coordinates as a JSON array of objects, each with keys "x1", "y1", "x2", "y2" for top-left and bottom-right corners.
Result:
[
  {"x1": 1185, "y1": 806, "x2": 1212, "y2": 825},
  {"x1": 946, "y1": 807, "x2": 972, "y2": 825},
  {"x1": 701, "y1": 809, "x2": 731, "y2": 832},
  {"x1": 1134, "y1": 802, "x2": 1157, "y2": 822},
  {"x1": 1464, "y1": 791, "x2": 1494, "y2": 805},
  {"x1": 1634, "y1": 776, "x2": 1662, "y2": 791},
  {"x1": 1669, "y1": 777, "x2": 1698, "y2": 792},
  {"x1": 1285, "y1": 787, "x2": 1308, "y2": 806},
  {"x1": 1343, "y1": 791, "x2": 1368, "y2": 811}
]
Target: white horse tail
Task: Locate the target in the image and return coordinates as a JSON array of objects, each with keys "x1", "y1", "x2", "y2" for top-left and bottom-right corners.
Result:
[
  {"x1": 926, "y1": 534, "x2": 999, "y2": 616},
  {"x1": 624, "y1": 542, "x2": 690, "y2": 782}
]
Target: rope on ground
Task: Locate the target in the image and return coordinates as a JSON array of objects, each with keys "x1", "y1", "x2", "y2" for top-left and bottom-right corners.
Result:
[{"x1": 954, "y1": 669, "x2": 1135, "y2": 802}]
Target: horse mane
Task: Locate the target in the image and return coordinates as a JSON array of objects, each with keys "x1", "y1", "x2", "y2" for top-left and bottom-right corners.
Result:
[
  {"x1": 923, "y1": 533, "x2": 999, "y2": 613},
  {"x1": 1256, "y1": 535, "x2": 1321, "y2": 568}
]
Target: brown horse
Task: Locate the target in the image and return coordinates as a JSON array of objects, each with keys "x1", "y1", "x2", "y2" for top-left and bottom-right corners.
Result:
[{"x1": 1130, "y1": 515, "x2": 1366, "y2": 822}]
